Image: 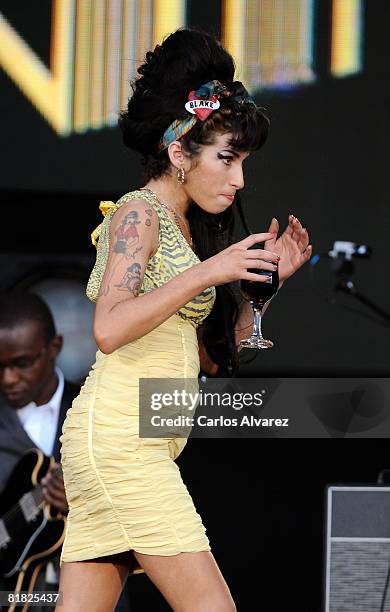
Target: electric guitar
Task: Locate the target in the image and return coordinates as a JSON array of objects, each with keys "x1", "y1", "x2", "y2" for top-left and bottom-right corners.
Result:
[{"x1": 0, "y1": 448, "x2": 66, "y2": 611}]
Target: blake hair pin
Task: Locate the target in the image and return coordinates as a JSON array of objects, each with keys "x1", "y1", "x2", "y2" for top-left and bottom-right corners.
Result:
[
  {"x1": 185, "y1": 93, "x2": 220, "y2": 120},
  {"x1": 184, "y1": 80, "x2": 228, "y2": 121},
  {"x1": 158, "y1": 80, "x2": 256, "y2": 152}
]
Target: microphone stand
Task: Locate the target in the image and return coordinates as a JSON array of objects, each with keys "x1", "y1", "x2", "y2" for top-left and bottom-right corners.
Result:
[{"x1": 333, "y1": 259, "x2": 390, "y2": 324}]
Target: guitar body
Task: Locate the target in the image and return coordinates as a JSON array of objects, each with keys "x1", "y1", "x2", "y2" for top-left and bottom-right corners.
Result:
[{"x1": 0, "y1": 449, "x2": 66, "y2": 611}]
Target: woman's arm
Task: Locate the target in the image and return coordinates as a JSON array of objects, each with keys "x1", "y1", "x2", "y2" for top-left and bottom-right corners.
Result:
[
  {"x1": 235, "y1": 301, "x2": 254, "y2": 350},
  {"x1": 197, "y1": 325, "x2": 219, "y2": 376},
  {"x1": 234, "y1": 215, "x2": 312, "y2": 349},
  {"x1": 94, "y1": 199, "x2": 211, "y2": 353},
  {"x1": 94, "y1": 201, "x2": 278, "y2": 354},
  {"x1": 197, "y1": 214, "x2": 312, "y2": 366}
]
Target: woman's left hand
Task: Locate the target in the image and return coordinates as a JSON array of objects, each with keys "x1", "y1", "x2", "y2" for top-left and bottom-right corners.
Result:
[{"x1": 264, "y1": 215, "x2": 312, "y2": 284}]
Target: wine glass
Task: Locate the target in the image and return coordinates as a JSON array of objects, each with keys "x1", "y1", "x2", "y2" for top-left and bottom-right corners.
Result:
[{"x1": 239, "y1": 266, "x2": 279, "y2": 349}]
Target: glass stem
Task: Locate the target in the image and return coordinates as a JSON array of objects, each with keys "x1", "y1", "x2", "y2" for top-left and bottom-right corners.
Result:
[{"x1": 251, "y1": 303, "x2": 264, "y2": 339}]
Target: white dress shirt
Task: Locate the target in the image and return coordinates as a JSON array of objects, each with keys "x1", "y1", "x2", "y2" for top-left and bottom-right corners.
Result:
[{"x1": 16, "y1": 367, "x2": 64, "y2": 457}]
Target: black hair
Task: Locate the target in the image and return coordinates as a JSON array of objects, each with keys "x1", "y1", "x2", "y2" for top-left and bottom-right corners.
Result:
[
  {"x1": 119, "y1": 28, "x2": 270, "y2": 375},
  {"x1": 0, "y1": 290, "x2": 56, "y2": 343}
]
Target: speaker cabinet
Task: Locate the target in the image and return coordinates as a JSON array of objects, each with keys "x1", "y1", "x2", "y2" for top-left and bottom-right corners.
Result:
[{"x1": 325, "y1": 486, "x2": 390, "y2": 611}]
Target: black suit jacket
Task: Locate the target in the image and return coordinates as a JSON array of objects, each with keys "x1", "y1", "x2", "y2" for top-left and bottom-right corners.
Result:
[{"x1": 0, "y1": 380, "x2": 80, "y2": 493}]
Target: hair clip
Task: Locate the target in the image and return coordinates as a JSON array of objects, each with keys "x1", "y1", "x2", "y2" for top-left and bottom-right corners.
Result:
[
  {"x1": 184, "y1": 80, "x2": 225, "y2": 121},
  {"x1": 185, "y1": 92, "x2": 220, "y2": 121}
]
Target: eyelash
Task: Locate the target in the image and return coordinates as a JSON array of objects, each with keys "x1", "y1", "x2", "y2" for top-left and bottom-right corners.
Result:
[{"x1": 217, "y1": 153, "x2": 234, "y2": 166}]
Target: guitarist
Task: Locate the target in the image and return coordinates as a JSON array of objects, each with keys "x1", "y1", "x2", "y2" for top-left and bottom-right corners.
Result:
[
  {"x1": 0, "y1": 290, "x2": 79, "y2": 610},
  {"x1": 0, "y1": 291, "x2": 134, "y2": 612}
]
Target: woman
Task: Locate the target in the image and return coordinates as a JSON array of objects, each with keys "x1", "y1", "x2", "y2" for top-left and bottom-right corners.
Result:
[{"x1": 58, "y1": 29, "x2": 311, "y2": 611}]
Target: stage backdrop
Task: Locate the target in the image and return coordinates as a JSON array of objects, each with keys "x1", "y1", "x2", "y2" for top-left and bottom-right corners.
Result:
[{"x1": 1, "y1": 0, "x2": 389, "y2": 376}]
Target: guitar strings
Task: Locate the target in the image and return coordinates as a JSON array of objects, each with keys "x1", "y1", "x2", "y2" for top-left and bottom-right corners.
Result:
[
  {"x1": 2, "y1": 488, "x2": 45, "y2": 522},
  {"x1": 1, "y1": 466, "x2": 63, "y2": 522}
]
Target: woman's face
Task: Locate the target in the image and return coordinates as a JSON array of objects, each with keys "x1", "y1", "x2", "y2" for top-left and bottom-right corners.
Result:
[{"x1": 183, "y1": 132, "x2": 250, "y2": 214}]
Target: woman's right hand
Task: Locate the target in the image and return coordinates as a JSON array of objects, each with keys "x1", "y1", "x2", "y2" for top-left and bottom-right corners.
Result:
[{"x1": 200, "y1": 232, "x2": 281, "y2": 286}]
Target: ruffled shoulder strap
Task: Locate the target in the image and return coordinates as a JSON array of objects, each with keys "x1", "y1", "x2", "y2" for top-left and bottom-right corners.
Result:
[
  {"x1": 90, "y1": 190, "x2": 161, "y2": 248},
  {"x1": 90, "y1": 201, "x2": 119, "y2": 247}
]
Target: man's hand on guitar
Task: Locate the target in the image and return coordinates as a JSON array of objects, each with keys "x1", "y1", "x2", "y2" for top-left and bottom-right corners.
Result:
[{"x1": 41, "y1": 462, "x2": 69, "y2": 514}]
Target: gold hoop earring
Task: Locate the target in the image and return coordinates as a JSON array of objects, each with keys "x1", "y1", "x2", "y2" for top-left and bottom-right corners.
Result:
[{"x1": 177, "y1": 167, "x2": 185, "y2": 184}]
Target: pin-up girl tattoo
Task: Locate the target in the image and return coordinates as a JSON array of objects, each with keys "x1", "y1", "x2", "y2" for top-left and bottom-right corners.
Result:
[
  {"x1": 113, "y1": 211, "x2": 141, "y2": 253},
  {"x1": 115, "y1": 262, "x2": 142, "y2": 296},
  {"x1": 99, "y1": 207, "x2": 151, "y2": 298}
]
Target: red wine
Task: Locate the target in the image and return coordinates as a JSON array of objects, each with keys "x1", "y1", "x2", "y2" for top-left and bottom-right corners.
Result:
[{"x1": 240, "y1": 269, "x2": 279, "y2": 305}]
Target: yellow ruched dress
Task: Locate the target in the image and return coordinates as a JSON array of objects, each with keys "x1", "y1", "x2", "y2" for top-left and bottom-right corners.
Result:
[{"x1": 59, "y1": 190, "x2": 216, "y2": 574}]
